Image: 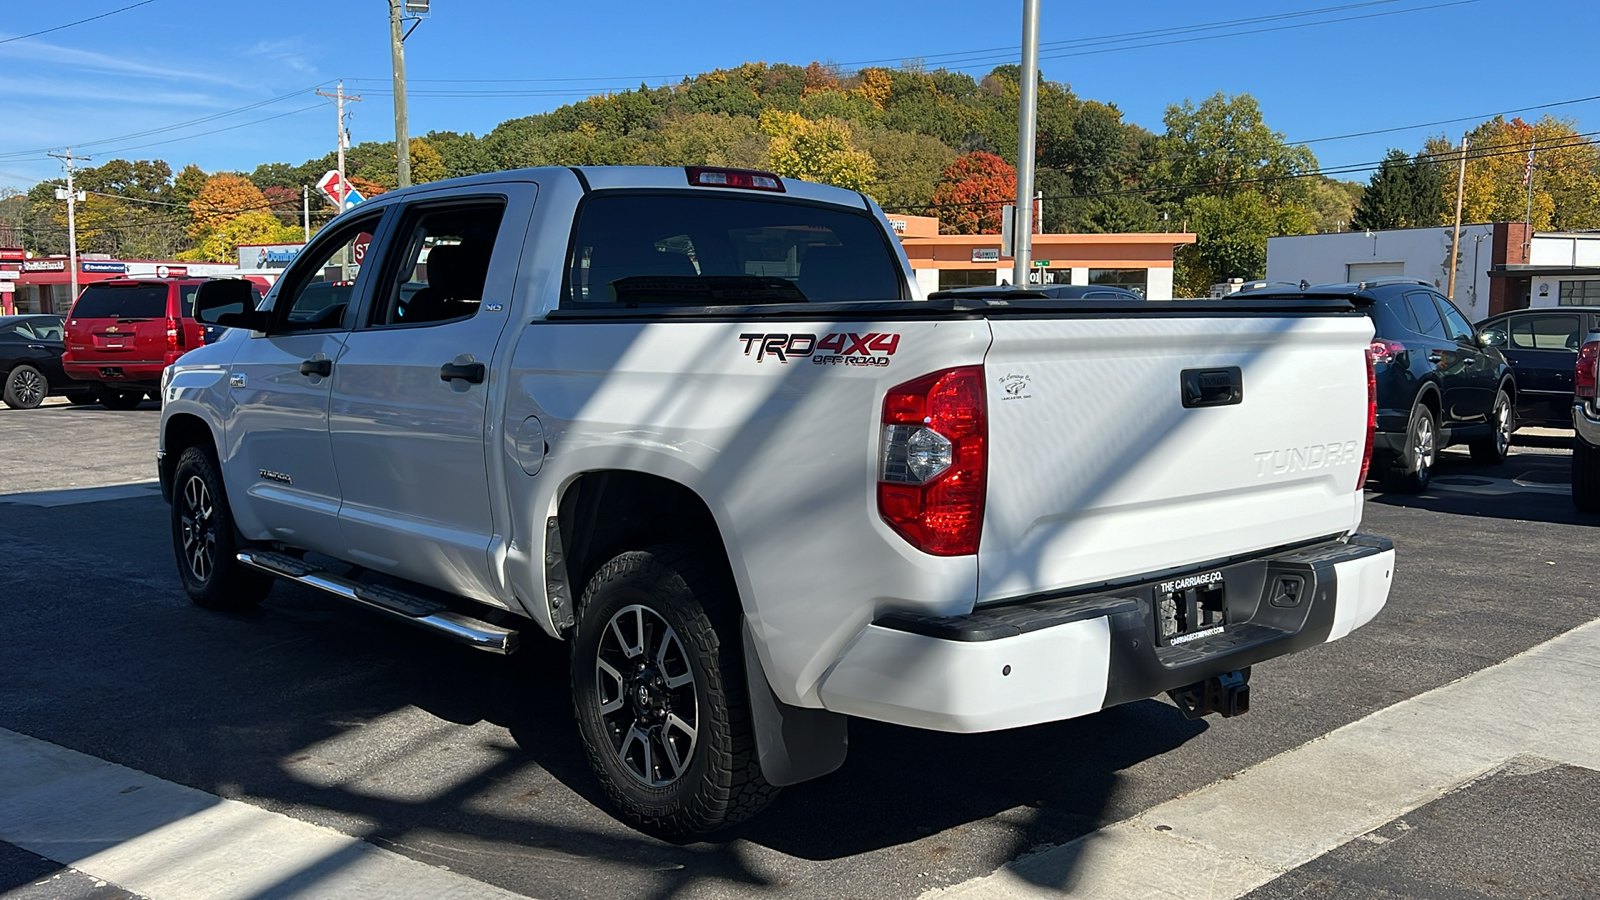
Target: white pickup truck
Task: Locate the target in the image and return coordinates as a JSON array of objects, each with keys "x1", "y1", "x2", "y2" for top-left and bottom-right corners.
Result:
[{"x1": 161, "y1": 165, "x2": 1395, "y2": 836}]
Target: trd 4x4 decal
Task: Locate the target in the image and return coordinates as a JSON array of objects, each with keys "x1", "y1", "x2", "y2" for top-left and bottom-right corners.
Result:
[{"x1": 739, "y1": 332, "x2": 901, "y2": 366}]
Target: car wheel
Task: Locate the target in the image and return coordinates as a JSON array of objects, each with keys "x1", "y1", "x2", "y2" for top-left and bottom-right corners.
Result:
[
  {"x1": 570, "y1": 546, "x2": 776, "y2": 837},
  {"x1": 2, "y1": 365, "x2": 48, "y2": 409},
  {"x1": 171, "y1": 445, "x2": 273, "y2": 610},
  {"x1": 1468, "y1": 388, "x2": 1514, "y2": 465},
  {"x1": 99, "y1": 388, "x2": 145, "y2": 410},
  {"x1": 1386, "y1": 402, "x2": 1437, "y2": 493},
  {"x1": 1575, "y1": 438, "x2": 1600, "y2": 514}
]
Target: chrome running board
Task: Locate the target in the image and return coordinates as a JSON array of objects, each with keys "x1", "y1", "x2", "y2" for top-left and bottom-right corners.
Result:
[{"x1": 237, "y1": 551, "x2": 519, "y2": 655}]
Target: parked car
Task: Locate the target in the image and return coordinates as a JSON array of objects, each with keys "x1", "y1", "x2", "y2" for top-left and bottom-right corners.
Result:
[
  {"x1": 0, "y1": 314, "x2": 96, "y2": 409},
  {"x1": 163, "y1": 166, "x2": 1394, "y2": 836},
  {"x1": 1574, "y1": 331, "x2": 1600, "y2": 512},
  {"x1": 1240, "y1": 279, "x2": 1516, "y2": 491},
  {"x1": 1476, "y1": 306, "x2": 1600, "y2": 429},
  {"x1": 61, "y1": 278, "x2": 212, "y2": 409}
]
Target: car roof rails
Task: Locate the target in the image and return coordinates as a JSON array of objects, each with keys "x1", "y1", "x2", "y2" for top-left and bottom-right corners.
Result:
[{"x1": 1355, "y1": 277, "x2": 1433, "y2": 290}]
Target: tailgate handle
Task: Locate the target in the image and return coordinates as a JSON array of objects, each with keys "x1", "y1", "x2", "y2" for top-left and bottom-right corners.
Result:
[{"x1": 1181, "y1": 367, "x2": 1243, "y2": 408}]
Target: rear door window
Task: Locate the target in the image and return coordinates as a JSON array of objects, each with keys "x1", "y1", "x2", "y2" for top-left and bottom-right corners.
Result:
[
  {"x1": 1404, "y1": 291, "x2": 1447, "y2": 339},
  {"x1": 1374, "y1": 294, "x2": 1419, "y2": 337},
  {"x1": 1509, "y1": 314, "x2": 1581, "y2": 352},
  {"x1": 1434, "y1": 296, "x2": 1475, "y2": 343},
  {"x1": 564, "y1": 193, "x2": 903, "y2": 306},
  {"x1": 71, "y1": 284, "x2": 169, "y2": 320}
]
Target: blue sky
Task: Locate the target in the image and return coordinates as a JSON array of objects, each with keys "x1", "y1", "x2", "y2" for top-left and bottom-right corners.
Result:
[{"x1": 0, "y1": 0, "x2": 1590, "y2": 191}]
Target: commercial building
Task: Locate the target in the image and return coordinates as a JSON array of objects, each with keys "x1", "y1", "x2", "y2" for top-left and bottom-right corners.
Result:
[
  {"x1": 888, "y1": 215, "x2": 1196, "y2": 300},
  {"x1": 0, "y1": 251, "x2": 239, "y2": 316},
  {"x1": 1266, "y1": 222, "x2": 1600, "y2": 322}
]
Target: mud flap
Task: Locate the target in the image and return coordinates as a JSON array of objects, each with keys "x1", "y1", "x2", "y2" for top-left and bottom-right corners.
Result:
[{"x1": 743, "y1": 618, "x2": 848, "y2": 786}]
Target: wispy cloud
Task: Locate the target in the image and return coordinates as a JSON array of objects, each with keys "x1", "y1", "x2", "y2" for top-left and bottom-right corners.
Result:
[
  {"x1": 244, "y1": 37, "x2": 321, "y2": 77},
  {"x1": 0, "y1": 35, "x2": 257, "y2": 88}
]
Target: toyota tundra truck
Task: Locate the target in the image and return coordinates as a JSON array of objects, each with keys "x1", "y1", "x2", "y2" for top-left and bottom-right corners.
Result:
[{"x1": 159, "y1": 165, "x2": 1395, "y2": 836}]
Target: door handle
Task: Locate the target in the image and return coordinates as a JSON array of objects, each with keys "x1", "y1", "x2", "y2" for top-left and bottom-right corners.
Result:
[
  {"x1": 1427, "y1": 352, "x2": 1444, "y2": 364},
  {"x1": 27, "y1": 344, "x2": 47, "y2": 350},
  {"x1": 1461, "y1": 354, "x2": 1476, "y2": 365},
  {"x1": 299, "y1": 358, "x2": 332, "y2": 377},
  {"x1": 439, "y1": 361, "x2": 486, "y2": 384}
]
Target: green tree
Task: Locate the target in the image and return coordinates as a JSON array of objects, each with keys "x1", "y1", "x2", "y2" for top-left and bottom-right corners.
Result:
[
  {"x1": 1175, "y1": 192, "x2": 1316, "y2": 292},
  {"x1": 857, "y1": 127, "x2": 957, "y2": 213},
  {"x1": 1162, "y1": 92, "x2": 1316, "y2": 203},
  {"x1": 1351, "y1": 150, "x2": 1445, "y2": 230},
  {"x1": 647, "y1": 113, "x2": 769, "y2": 168}
]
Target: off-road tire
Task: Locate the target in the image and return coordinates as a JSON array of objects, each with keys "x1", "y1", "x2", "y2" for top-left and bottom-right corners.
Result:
[
  {"x1": 3, "y1": 365, "x2": 47, "y2": 409},
  {"x1": 1385, "y1": 401, "x2": 1438, "y2": 493},
  {"x1": 1468, "y1": 388, "x2": 1514, "y2": 465},
  {"x1": 570, "y1": 546, "x2": 776, "y2": 837},
  {"x1": 171, "y1": 445, "x2": 273, "y2": 610},
  {"x1": 1575, "y1": 437, "x2": 1600, "y2": 514},
  {"x1": 100, "y1": 388, "x2": 145, "y2": 411}
]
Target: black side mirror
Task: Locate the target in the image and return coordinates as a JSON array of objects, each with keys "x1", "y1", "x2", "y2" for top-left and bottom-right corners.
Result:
[
  {"x1": 195, "y1": 279, "x2": 267, "y2": 330},
  {"x1": 1477, "y1": 328, "x2": 1507, "y2": 348}
]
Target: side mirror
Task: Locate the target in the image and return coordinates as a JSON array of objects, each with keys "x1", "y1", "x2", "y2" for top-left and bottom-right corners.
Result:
[
  {"x1": 1477, "y1": 328, "x2": 1507, "y2": 348},
  {"x1": 195, "y1": 279, "x2": 267, "y2": 330}
]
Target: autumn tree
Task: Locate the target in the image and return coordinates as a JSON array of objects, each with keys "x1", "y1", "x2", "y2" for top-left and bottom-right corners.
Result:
[
  {"x1": 409, "y1": 138, "x2": 448, "y2": 183},
  {"x1": 930, "y1": 151, "x2": 1016, "y2": 234},
  {"x1": 758, "y1": 110, "x2": 875, "y2": 190},
  {"x1": 1425, "y1": 116, "x2": 1600, "y2": 230},
  {"x1": 183, "y1": 212, "x2": 301, "y2": 262},
  {"x1": 189, "y1": 173, "x2": 267, "y2": 237}
]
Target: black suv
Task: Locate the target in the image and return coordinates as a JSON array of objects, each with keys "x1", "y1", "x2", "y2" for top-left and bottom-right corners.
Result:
[
  {"x1": 1241, "y1": 279, "x2": 1517, "y2": 491},
  {"x1": 1475, "y1": 306, "x2": 1600, "y2": 429}
]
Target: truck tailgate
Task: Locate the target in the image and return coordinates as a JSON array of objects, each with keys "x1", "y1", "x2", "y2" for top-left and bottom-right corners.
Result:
[{"x1": 978, "y1": 313, "x2": 1372, "y2": 603}]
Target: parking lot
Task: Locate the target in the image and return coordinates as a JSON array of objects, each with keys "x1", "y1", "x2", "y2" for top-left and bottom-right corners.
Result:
[{"x1": 2, "y1": 401, "x2": 1598, "y2": 900}]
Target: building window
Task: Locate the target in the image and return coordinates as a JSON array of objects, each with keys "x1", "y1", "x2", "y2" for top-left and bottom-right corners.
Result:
[
  {"x1": 1029, "y1": 268, "x2": 1072, "y2": 286},
  {"x1": 1089, "y1": 268, "x2": 1148, "y2": 297},
  {"x1": 938, "y1": 269, "x2": 998, "y2": 290},
  {"x1": 1558, "y1": 280, "x2": 1600, "y2": 306}
]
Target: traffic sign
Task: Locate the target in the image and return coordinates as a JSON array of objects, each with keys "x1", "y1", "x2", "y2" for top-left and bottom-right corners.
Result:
[{"x1": 316, "y1": 170, "x2": 366, "y2": 210}]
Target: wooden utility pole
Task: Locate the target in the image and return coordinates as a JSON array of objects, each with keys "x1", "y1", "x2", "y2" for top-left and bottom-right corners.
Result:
[
  {"x1": 47, "y1": 149, "x2": 90, "y2": 304},
  {"x1": 1447, "y1": 134, "x2": 1469, "y2": 301},
  {"x1": 388, "y1": 0, "x2": 411, "y2": 188},
  {"x1": 316, "y1": 82, "x2": 362, "y2": 209}
]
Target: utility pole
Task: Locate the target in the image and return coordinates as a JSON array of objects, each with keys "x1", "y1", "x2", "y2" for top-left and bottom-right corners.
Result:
[
  {"x1": 47, "y1": 149, "x2": 89, "y2": 306},
  {"x1": 302, "y1": 185, "x2": 311, "y2": 241},
  {"x1": 389, "y1": 0, "x2": 411, "y2": 188},
  {"x1": 316, "y1": 81, "x2": 362, "y2": 209},
  {"x1": 1447, "y1": 134, "x2": 1469, "y2": 301},
  {"x1": 1524, "y1": 139, "x2": 1536, "y2": 257},
  {"x1": 1011, "y1": 0, "x2": 1041, "y2": 288}
]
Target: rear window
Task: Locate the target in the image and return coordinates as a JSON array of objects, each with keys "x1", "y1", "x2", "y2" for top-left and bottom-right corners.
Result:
[
  {"x1": 71, "y1": 284, "x2": 169, "y2": 320},
  {"x1": 564, "y1": 193, "x2": 903, "y2": 306}
]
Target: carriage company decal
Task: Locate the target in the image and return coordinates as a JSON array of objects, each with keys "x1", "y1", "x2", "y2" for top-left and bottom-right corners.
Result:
[{"x1": 738, "y1": 332, "x2": 901, "y2": 366}]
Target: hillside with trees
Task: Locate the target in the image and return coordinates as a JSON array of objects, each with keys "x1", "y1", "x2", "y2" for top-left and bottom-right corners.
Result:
[{"x1": 20, "y1": 62, "x2": 1597, "y2": 292}]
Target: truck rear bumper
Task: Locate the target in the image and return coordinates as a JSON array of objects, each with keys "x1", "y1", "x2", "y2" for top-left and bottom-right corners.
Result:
[{"x1": 816, "y1": 535, "x2": 1394, "y2": 732}]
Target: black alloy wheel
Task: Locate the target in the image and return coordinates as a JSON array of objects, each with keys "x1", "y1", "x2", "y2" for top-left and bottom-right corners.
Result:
[
  {"x1": 570, "y1": 546, "x2": 775, "y2": 836},
  {"x1": 170, "y1": 446, "x2": 273, "y2": 610},
  {"x1": 3, "y1": 365, "x2": 47, "y2": 409},
  {"x1": 1387, "y1": 402, "x2": 1437, "y2": 493},
  {"x1": 1469, "y1": 389, "x2": 1514, "y2": 465}
]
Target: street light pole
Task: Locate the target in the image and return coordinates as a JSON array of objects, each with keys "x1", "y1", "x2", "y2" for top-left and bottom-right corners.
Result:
[
  {"x1": 1011, "y1": 0, "x2": 1041, "y2": 288},
  {"x1": 389, "y1": 0, "x2": 411, "y2": 188},
  {"x1": 48, "y1": 148, "x2": 89, "y2": 307}
]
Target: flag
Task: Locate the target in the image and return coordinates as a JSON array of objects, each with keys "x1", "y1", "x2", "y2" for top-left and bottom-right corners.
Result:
[{"x1": 1523, "y1": 143, "x2": 1536, "y2": 185}]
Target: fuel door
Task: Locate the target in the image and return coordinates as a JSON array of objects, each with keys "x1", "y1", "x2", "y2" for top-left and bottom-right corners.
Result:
[{"x1": 514, "y1": 415, "x2": 546, "y2": 475}]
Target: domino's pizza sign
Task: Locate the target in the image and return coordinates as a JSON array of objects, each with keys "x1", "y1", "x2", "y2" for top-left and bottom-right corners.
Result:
[{"x1": 316, "y1": 170, "x2": 366, "y2": 210}]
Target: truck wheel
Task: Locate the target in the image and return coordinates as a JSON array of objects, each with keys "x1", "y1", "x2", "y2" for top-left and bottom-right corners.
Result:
[
  {"x1": 170, "y1": 446, "x2": 273, "y2": 610},
  {"x1": 1468, "y1": 389, "x2": 1514, "y2": 465},
  {"x1": 3, "y1": 365, "x2": 47, "y2": 409},
  {"x1": 100, "y1": 388, "x2": 145, "y2": 411},
  {"x1": 570, "y1": 546, "x2": 776, "y2": 836},
  {"x1": 1575, "y1": 438, "x2": 1600, "y2": 514},
  {"x1": 1386, "y1": 402, "x2": 1437, "y2": 493}
]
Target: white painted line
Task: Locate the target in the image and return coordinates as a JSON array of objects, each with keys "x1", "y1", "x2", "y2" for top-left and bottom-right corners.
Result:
[
  {"x1": 0, "y1": 728, "x2": 534, "y2": 900},
  {"x1": 924, "y1": 616, "x2": 1600, "y2": 900},
  {"x1": 0, "y1": 482, "x2": 161, "y2": 507}
]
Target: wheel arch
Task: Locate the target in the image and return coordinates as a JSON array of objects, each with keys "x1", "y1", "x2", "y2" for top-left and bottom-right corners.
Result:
[{"x1": 161, "y1": 413, "x2": 219, "y2": 504}]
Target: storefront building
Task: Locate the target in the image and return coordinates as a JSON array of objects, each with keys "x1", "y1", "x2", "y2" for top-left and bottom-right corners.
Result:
[
  {"x1": 887, "y1": 215, "x2": 1196, "y2": 300},
  {"x1": 0, "y1": 252, "x2": 239, "y2": 316}
]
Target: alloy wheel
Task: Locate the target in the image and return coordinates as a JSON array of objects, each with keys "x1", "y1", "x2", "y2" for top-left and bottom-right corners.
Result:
[
  {"x1": 1494, "y1": 397, "x2": 1512, "y2": 455},
  {"x1": 180, "y1": 475, "x2": 216, "y2": 583},
  {"x1": 14, "y1": 369, "x2": 44, "y2": 406},
  {"x1": 594, "y1": 604, "x2": 699, "y2": 788},
  {"x1": 1413, "y1": 413, "x2": 1436, "y2": 478}
]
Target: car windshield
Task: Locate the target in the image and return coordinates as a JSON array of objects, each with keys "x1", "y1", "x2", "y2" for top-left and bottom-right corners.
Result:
[
  {"x1": 564, "y1": 193, "x2": 903, "y2": 306},
  {"x1": 71, "y1": 284, "x2": 168, "y2": 319}
]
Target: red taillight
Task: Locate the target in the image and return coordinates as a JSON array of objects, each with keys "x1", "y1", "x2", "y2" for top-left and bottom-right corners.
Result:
[
  {"x1": 167, "y1": 316, "x2": 183, "y2": 351},
  {"x1": 877, "y1": 366, "x2": 987, "y2": 555},
  {"x1": 1577, "y1": 340, "x2": 1600, "y2": 400},
  {"x1": 685, "y1": 166, "x2": 785, "y2": 192},
  {"x1": 1359, "y1": 348, "x2": 1377, "y2": 489},
  {"x1": 1368, "y1": 338, "x2": 1405, "y2": 365}
]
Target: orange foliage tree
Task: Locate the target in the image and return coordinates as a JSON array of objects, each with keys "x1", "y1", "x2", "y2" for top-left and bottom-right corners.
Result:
[{"x1": 930, "y1": 151, "x2": 1016, "y2": 234}]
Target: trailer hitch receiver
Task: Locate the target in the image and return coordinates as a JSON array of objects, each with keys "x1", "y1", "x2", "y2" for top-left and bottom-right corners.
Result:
[{"x1": 1169, "y1": 669, "x2": 1251, "y2": 719}]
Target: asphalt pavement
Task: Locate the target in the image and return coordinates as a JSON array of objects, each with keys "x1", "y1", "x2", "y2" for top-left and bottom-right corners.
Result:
[{"x1": 1, "y1": 404, "x2": 1596, "y2": 900}]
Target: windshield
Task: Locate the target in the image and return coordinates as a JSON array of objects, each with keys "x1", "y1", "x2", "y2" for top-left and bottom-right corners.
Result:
[
  {"x1": 71, "y1": 284, "x2": 168, "y2": 320},
  {"x1": 564, "y1": 193, "x2": 904, "y2": 306}
]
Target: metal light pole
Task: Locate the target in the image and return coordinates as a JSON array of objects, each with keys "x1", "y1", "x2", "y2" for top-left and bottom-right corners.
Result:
[
  {"x1": 1010, "y1": 0, "x2": 1041, "y2": 288},
  {"x1": 388, "y1": 0, "x2": 411, "y2": 188}
]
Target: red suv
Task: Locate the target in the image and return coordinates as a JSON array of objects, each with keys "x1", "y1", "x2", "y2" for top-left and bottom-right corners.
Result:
[{"x1": 63, "y1": 278, "x2": 209, "y2": 409}]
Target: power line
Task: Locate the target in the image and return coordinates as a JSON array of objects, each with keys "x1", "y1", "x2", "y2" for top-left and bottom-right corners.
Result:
[
  {"x1": 90, "y1": 104, "x2": 324, "y2": 157},
  {"x1": 0, "y1": 0, "x2": 157, "y2": 46}
]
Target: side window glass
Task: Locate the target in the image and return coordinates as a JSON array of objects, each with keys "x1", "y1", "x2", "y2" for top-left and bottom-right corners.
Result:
[
  {"x1": 34, "y1": 320, "x2": 63, "y2": 341},
  {"x1": 371, "y1": 202, "x2": 505, "y2": 327},
  {"x1": 1404, "y1": 292, "x2": 1446, "y2": 339},
  {"x1": 273, "y1": 217, "x2": 381, "y2": 332},
  {"x1": 1434, "y1": 296, "x2": 1474, "y2": 343},
  {"x1": 1510, "y1": 314, "x2": 1581, "y2": 351},
  {"x1": 1376, "y1": 295, "x2": 1418, "y2": 336},
  {"x1": 12, "y1": 322, "x2": 37, "y2": 340}
]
